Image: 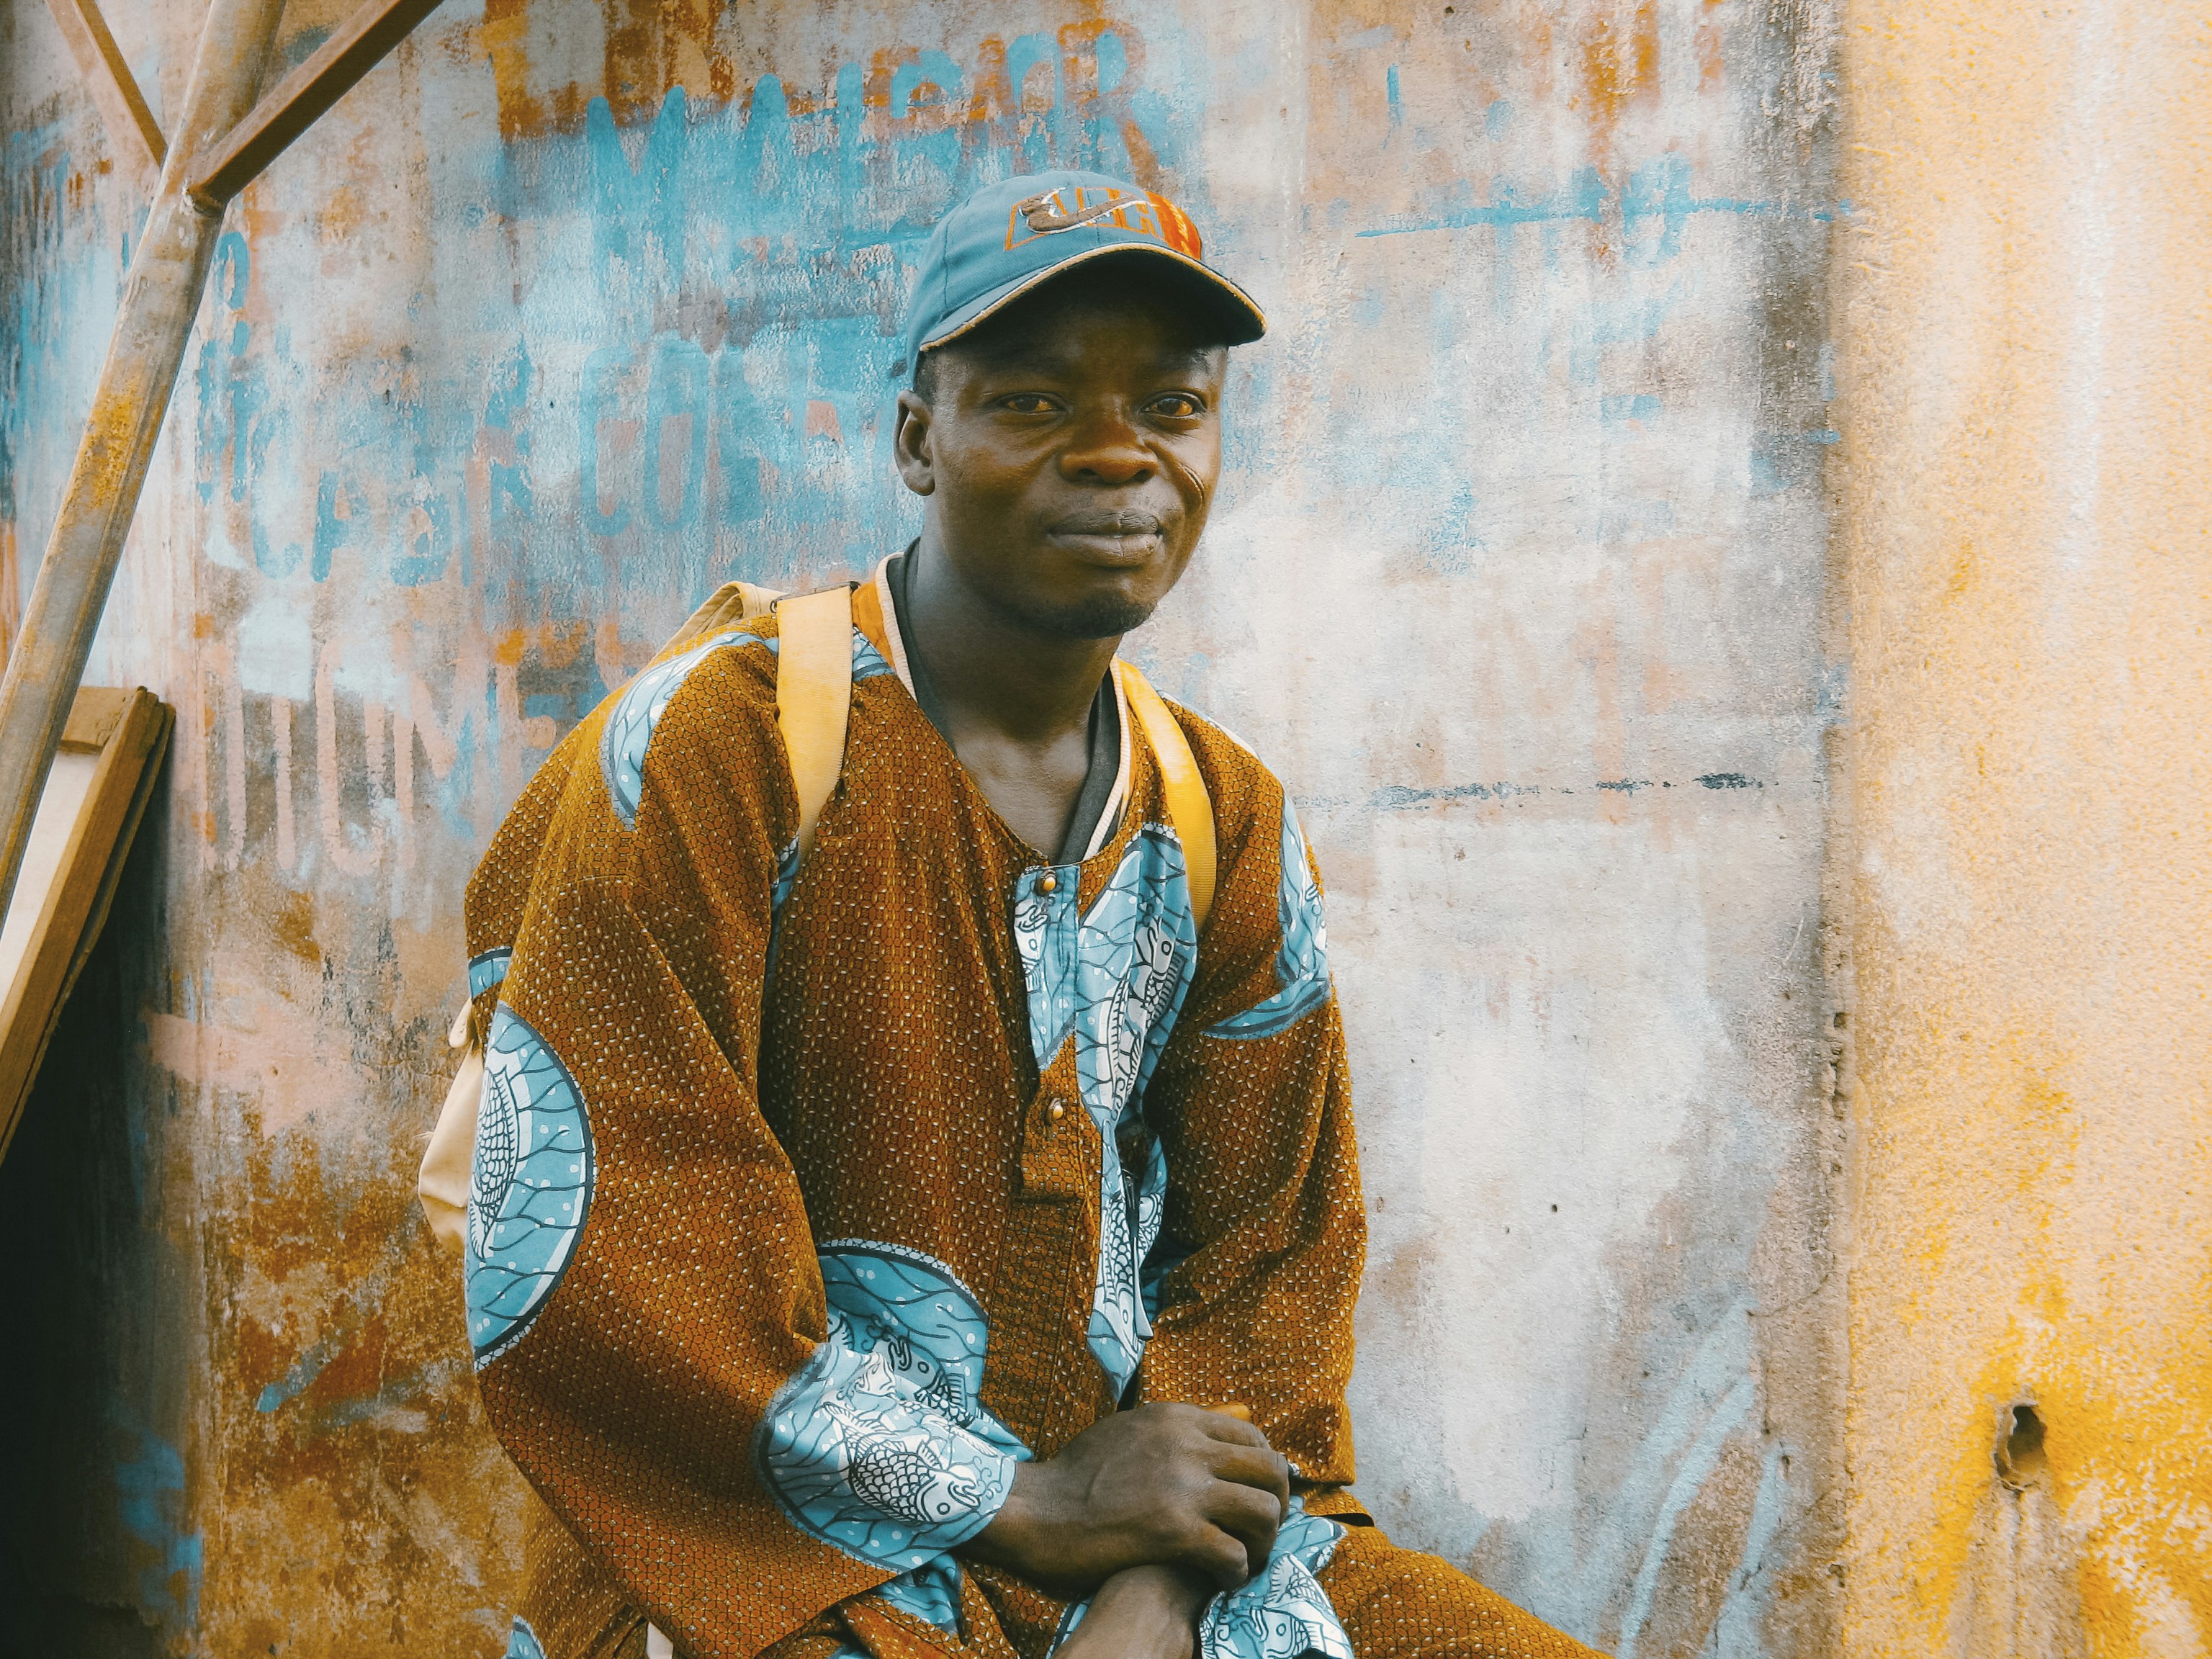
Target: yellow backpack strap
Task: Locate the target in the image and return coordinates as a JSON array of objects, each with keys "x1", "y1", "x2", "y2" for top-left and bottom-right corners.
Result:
[
  {"x1": 666, "y1": 579, "x2": 783, "y2": 653},
  {"x1": 776, "y1": 586, "x2": 856, "y2": 860},
  {"x1": 1115, "y1": 660, "x2": 1216, "y2": 932}
]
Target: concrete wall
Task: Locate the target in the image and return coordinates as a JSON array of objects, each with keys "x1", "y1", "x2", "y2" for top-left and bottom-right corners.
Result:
[
  {"x1": 1831, "y1": 1, "x2": 2212, "y2": 1651},
  {"x1": 0, "y1": 1, "x2": 1849, "y2": 1653}
]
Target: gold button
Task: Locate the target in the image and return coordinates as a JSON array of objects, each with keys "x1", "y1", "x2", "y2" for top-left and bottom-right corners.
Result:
[
  {"x1": 1048, "y1": 1100, "x2": 1066, "y2": 1122},
  {"x1": 1040, "y1": 872, "x2": 1058, "y2": 894}
]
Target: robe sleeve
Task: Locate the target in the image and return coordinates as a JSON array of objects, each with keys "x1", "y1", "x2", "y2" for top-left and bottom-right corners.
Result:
[
  {"x1": 1133, "y1": 726, "x2": 1367, "y2": 1500},
  {"x1": 463, "y1": 634, "x2": 1015, "y2": 1659}
]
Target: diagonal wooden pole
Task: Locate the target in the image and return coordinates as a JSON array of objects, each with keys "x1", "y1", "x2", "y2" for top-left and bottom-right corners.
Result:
[
  {"x1": 0, "y1": 0, "x2": 291, "y2": 927},
  {"x1": 40, "y1": 0, "x2": 167, "y2": 186},
  {"x1": 189, "y1": 0, "x2": 447, "y2": 210}
]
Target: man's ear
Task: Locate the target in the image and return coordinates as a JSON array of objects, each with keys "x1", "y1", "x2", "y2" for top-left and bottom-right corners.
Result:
[{"x1": 894, "y1": 390, "x2": 935, "y2": 498}]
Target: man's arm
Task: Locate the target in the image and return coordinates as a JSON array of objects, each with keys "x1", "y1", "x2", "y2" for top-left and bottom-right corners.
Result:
[
  {"x1": 1136, "y1": 756, "x2": 1366, "y2": 1501},
  {"x1": 963, "y1": 1401, "x2": 1288, "y2": 1591},
  {"x1": 1054, "y1": 1564, "x2": 1215, "y2": 1659},
  {"x1": 466, "y1": 634, "x2": 1012, "y2": 1658}
]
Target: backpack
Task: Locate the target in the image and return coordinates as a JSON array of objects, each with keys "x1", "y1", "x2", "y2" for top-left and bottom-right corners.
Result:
[{"x1": 418, "y1": 580, "x2": 1217, "y2": 1249}]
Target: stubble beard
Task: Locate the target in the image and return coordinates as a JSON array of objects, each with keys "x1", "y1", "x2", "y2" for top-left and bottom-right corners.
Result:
[{"x1": 982, "y1": 579, "x2": 1161, "y2": 642}]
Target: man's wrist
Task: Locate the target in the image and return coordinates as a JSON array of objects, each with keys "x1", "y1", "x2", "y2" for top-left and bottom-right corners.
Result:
[
  {"x1": 1113, "y1": 1562, "x2": 1213, "y2": 1619},
  {"x1": 1089, "y1": 1563, "x2": 1213, "y2": 1637},
  {"x1": 964, "y1": 1459, "x2": 1057, "y2": 1574}
]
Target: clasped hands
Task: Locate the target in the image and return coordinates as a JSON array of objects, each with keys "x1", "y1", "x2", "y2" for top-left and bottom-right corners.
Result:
[{"x1": 962, "y1": 1403, "x2": 1289, "y2": 1659}]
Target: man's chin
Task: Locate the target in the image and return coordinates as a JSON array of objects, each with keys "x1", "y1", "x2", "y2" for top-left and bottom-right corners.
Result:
[
  {"x1": 995, "y1": 585, "x2": 1159, "y2": 640},
  {"x1": 1051, "y1": 592, "x2": 1159, "y2": 639}
]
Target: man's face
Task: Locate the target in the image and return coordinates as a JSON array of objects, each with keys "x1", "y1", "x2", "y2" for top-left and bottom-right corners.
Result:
[{"x1": 894, "y1": 277, "x2": 1228, "y2": 639}]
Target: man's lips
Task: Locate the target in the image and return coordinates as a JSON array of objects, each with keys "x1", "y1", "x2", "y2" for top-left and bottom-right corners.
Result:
[
  {"x1": 1052, "y1": 509, "x2": 1165, "y2": 536},
  {"x1": 1047, "y1": 510, "x2": 1169, "y2": 565}
]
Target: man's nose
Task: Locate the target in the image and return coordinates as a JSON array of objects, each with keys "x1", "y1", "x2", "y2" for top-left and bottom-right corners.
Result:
[{"x1": 1060, "y1": 408, "x2": 1154, "y2": 486}]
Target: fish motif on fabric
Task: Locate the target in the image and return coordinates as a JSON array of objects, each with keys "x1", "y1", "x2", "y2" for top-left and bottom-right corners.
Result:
[
  {"x1": 1010, "y1": 825, "x2": 1198, "y2": 1390},
  {"x1": 1051, "y1": 1498, "x2": 1350, "y2": 1659},
  {"x1": 1209, "y1": 802, "x2": 1330, "y2": 1040},
  {"x1": 465, "y1": 1007, "x2": 595, "y2": 1367},
  {"x1": 754, "y1": 1243, "x2": 1026, "y2": 1572}
]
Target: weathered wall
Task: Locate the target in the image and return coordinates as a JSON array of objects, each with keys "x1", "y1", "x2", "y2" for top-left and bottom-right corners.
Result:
[
  {"x1": 1830, "y1": 1, "x2": 2212, "y2": 1652},
  {"x1": 1, "y1": 1, "x2": 1846, "y2": 1653}
]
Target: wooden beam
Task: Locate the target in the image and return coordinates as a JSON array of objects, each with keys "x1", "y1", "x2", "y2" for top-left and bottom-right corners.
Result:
[
  {"x1": 40, "y1": 0, "x2": 166, "y2": 186},
  {"x1": 0, "y1": 687, "x2": 172, "y2": 1166},
  {"x1": 0, "y1": 0, "x2": 289, "y2": 934},
  {"x1": 188, "y1": 0, "x2": 447, "y2": 210}
]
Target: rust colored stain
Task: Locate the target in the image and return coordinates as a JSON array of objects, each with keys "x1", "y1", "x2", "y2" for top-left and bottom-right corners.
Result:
[
  {"x1": 1576, "y1": 0, "x2": 1660, "y2": 168},
  {"x1": 481, "y1": 0, "x2": 1168, "y2": 174}
]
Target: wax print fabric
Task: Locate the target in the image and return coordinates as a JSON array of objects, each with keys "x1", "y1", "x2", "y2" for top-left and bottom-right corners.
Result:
[{"x1": 459, "y1": 581, "x2": 1599, "y2": 1659}]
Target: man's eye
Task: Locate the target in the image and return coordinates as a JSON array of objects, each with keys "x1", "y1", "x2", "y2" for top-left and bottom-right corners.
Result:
[
  {"x1": 1149, "y1": 395, "x2": 1205, "y2": 419},
  {"x1": 1001, "y1": 395, "x2": 1056, "y2": 414}
]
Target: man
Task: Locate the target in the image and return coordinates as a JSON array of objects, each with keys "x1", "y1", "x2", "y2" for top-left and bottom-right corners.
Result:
[{"x1": 457, "y1": 170, "x2": 1599, "y2": 1659}]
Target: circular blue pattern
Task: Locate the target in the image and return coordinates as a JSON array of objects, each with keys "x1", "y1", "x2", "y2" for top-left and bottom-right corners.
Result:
[
  {"x1": 466, "y1": 1007, "x2": 595, "y2": 1367},
  {"x1": 754, "y1": 1243, "x2": 1023, "y2": 1568}
]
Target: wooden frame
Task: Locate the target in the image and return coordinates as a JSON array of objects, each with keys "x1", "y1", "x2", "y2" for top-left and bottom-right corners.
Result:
[
  {"x1": 189, "y1": 0, "x2": 446, "y2": 209},
  {"x1": 0, "y1": 686, "x2": 171, "y2": 1162},
  {"x1": 40, "y1": 0, "x2": 166, "y2": 188}
]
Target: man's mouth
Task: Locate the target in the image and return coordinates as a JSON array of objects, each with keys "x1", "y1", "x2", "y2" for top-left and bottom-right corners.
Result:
[{"x1": 1048, "y1": 510, "x2": 1168, "y2": 563}]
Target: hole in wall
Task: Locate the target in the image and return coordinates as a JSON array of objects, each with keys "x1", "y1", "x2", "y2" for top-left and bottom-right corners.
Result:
[{"x1": 1996, "y1": 1402, "x2": 2047, "y2": 1488}]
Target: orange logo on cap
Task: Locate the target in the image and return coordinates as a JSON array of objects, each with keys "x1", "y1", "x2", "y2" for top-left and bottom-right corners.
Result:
[{"x1": 1006, "y1": 186, "x2": 1204, "y2": 260}]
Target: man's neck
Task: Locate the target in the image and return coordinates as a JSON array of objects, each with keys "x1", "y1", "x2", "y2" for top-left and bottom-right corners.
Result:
[{"x1": 902, "y1": 536, "x2": 1118, "y2": 747}]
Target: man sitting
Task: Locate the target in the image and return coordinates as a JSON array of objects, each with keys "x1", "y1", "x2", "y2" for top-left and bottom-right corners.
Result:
[{"x1": 457, "y1": 169, "x2": 1599, "y2": 1659}]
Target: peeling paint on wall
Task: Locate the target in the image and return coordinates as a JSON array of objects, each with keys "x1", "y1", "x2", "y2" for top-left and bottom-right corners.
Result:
[{"x1": 1, "y1": 1, "x2": 1849, "y2": 1653}]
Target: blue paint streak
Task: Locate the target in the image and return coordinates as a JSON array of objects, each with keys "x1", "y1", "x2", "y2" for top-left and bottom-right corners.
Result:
[
  {"x1": 1359, "y1": 157, "x2": 1844, "y2": 240},
  {"x1": 1707, "y1": 1441, "x2": 1794, "y2": 1658},
  {"x1": 889, "y1": 50, "x2": 963, "y2": 120},
  {"x1": 256, "y1": 1326, "x2": 346, "y2": 1411},
  {"x1": 1615, "y1": 1373, "x2": 1758, "y2": 1659},
  {"x1": 113, "y1": 1417, "x2": 204, "y2": 1633}
]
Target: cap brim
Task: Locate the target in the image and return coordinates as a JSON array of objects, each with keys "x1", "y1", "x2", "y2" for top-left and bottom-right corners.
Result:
[{"x1": 917, "y1": 243, "x2": 1267, "y2": 357}]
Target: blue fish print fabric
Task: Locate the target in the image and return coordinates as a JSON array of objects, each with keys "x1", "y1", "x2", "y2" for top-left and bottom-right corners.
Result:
[
  {"x1": 1012, "y1": 825, "x2": 1199, "y2": 1390},
  {"x1": 600, "y1": 629, "x2": 760, "y2": 828},
  {"x1": 1051, "y1": 1499, "x2": 1351, "y2": 1659},
  {"x1": 466, "y1": 1007, "x2": 595, "y2": 1367},
  {"x1": 502, "y1": 1617, "x2": 549, "y2": 1659},
  {"x1": 1209, "y1": 803, "x2": 1331, "y2": 1040},
  {"x1": 755, "y1": 1243, "x2": 1026, "y2": 1573},
  {"x1": 468, "y1": 946, "x2": 512, "y2": 998}
]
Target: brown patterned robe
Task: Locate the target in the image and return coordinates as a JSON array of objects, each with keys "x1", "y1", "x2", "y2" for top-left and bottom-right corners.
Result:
[{"x1": 457, "y1": 577, "x2": 1600, "y2": 1659}]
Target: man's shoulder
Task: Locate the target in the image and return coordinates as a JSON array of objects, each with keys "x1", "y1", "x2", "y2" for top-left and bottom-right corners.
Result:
[
  {"x1": 599, "y1": 619, "x2": 783, "y2": 829},
  {"x1": 1150, "y1": 693, "x2": 1299, "y2": 876}
]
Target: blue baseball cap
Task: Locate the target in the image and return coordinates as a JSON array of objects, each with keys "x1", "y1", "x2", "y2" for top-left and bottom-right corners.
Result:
[{"x1": 898, "y1": 170, "x2": 1266, "y2": 377}]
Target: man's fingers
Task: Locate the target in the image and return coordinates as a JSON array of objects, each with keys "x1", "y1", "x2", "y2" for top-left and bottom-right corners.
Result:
[
  {"x1": 1195, "y1": 1408, "x2": 1273, "y2": 1451},
  {"x1": 1200, "y1": 1478, "x2": 1285, "y2": 1577},
  {"x1": 1179, "y1": 1526, "x2": 1251, "y2": 1592},
  {"x1": 1206, "y1": 1442, "x2": 1292, "y2": 1509}
]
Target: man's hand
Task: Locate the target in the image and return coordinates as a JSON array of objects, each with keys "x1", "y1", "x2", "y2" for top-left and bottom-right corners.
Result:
[
  {"x1": 1054, "y1": 1565, "x2": 1212, "y2": 1659},
  {"x1": 966, "y1": 1402, "x2": 1288, "y2": 1591}
]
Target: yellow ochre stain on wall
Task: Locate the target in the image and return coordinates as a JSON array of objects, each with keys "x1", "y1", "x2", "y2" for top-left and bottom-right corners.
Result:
[{"x1": 1831, "y1": 0, "x2": 2212, "y2": 1653}]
